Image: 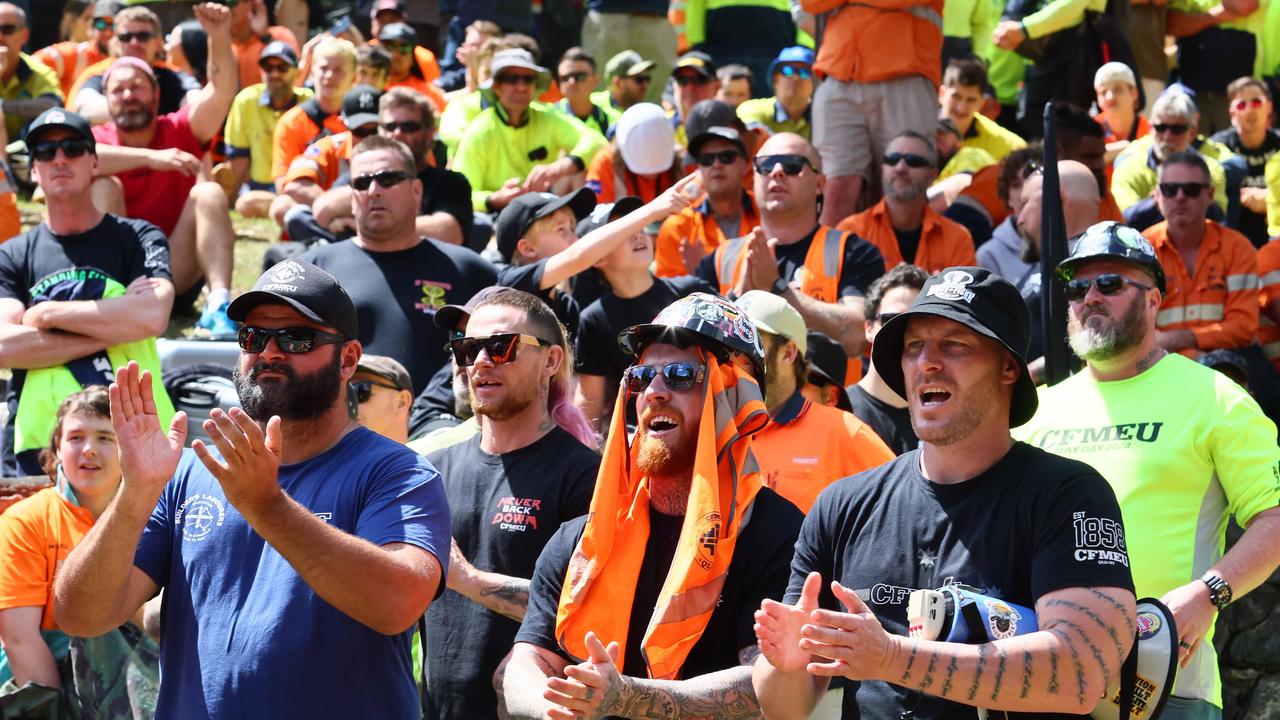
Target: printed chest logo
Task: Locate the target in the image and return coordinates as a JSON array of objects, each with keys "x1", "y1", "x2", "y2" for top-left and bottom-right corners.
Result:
[
  {"x1": 1035, "y1": 422, "x2": 1163, "y2": 452},
  {"x1": 694, "y1": 511, "x2": 721, "y2": 570},
  {"x1": 415, "y1": 279, "x2": 453, "y2": 313},
  {"x1": 176, "y1": 494, "x2": 226, "y2": 542},
  {"x1": 492, "y1": 496, "x2": 543, "y2": 533},
  {"x1": 1072, "y1": 512, "x2": 1129, "y2": 566}
]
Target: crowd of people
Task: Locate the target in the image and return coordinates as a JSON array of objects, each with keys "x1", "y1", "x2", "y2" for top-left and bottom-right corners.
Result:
[{"x1": 0, "y1": 0, "x2": 1277, "y2": 718}]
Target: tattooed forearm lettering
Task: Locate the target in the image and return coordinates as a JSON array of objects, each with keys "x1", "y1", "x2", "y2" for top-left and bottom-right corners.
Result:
[
  {"x1": 989, "y1": 645, "x2": 1008, "y2": 701},
  {"x1": 920, "y1": 651, "x2": 940, "y2": 691},
  {"x1": 1019, "y1": 646, "x2": 1033, "y2": 699},
  {"x1": 968, "y1": 643, "x2": 989, "y2": 701},
  {"x1": 1044, "y1": 598, "x2": 1126, "y2": 660},
  {"x1": 940, "y1": 655, "x2": 959, "y2": 697},
  {"x1": 1051, "y1": 617, "x2": 1113, "y2": 685},
  {"x1": 612, "y1": 668, "x2": 761, "y2": 719},
  {"x1": 1048, "y1": 644, "x2": 1060, "y2": 695},
  {"x1": 1046, "y1": 627, "x2": 1088, "y2": 706},
  {"x1": 901, "y1": 640, "x2": 920, "y2": 683}
]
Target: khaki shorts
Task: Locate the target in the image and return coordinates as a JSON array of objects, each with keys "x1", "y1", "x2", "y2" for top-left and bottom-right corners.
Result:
[{"x1": 812, "y1": 74, "x2": 939, "y2": 179}]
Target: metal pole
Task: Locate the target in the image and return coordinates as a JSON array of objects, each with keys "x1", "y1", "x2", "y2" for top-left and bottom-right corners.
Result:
[{"x1": 1040, "y1": 101, "x2": 1071, "y2": 385}]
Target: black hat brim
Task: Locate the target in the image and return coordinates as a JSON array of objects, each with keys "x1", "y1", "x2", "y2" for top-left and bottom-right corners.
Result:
[{"x1": 871, "y1": 306, "x2": 1038, "y2": 428}]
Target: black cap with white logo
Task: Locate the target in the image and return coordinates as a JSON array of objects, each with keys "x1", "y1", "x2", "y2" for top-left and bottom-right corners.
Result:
[
  {"x1": 341, "y1": 84, "x2": 383, "y2": 129},
  {"x1": 871, "y1": 266, "x2": 1037, "y2": 427},
  {"x1": 227, "y1": 259, "x2": 360, "y2": 340},
  {"x1": 25, "y1": 108, "x2": 96, "y2": 151}
]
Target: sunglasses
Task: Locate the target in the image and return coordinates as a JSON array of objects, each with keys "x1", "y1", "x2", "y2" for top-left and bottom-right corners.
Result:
[
  {"x1": 1157, "y1": 181, "x2": 1207, "y2": 198},
  {"x1": 30, "y1": 138, "x2": 92, "y2": 162},
  {"x1": 884, "y1": 152, "x2": 931, "y2": 169},
  {"x1": 754, "y1": 153, "x2": 818, "y2": 176},
  {"x1": 558, "y1": 71, "x2": 590, "y2": 84},
  {"x1": 115, "y1": 30, "x2": 152, "y2": 43},
  {"x1": 383, "y1": 42, "x2": 414, "y2": 55},
  {"x1": 778, "y1": 65, "x2": 812, "y2": 80},
  {"x1": 92, "y1": 18, "x2": 113, "y2": 31},
  {"x1": 1153, "y1": 123, "x2": 1189, "y2": 135},
  {"x1": 624, "y1": 361, "x2": 707, "y2": 394},
  {"x1": 629, "y1": 75, "x2": 652, "y2": 85},
  {"x1": 1231, "y1": 98, "x2": 1265, "y2": 111},
  {"x1": 351, "y1": 124, "x2": 379, "y2": 140},
  {"x1": 351, "y1": 379, "x2": 401, "y2": 403},
  {"x1": 1063, "y1": 273, "x2": 1153, "y2": 302},
  {"x1": 495, "y1": 73, "x2": 536, "y2": 86},
  {"x1": 351, "y1": 169, "x2": 410, "y2": 191},
  {"x1": 696, "y1": 149, "x2": 741, "y2": 166},
  {"x1": 877, "y1": 312, "x2": 900, "y2": 325},
  {"x1": 674, "y1": 73, "x2": 711, "y2": 87},
  {"x1": 448, "y1": 333, "x2": 551, "y2": 366},
  {"x1": 238, "y1": 326, "x2": 348, "y2": 353},
  {"x1": 0, "y1": 23, "x2": 20, "y2": 36},
  {"x1": 260, "y1": 61, "x2": 292, "y2": 75},
  {"x1": 381, "y1": 120, "x2": 424, "y2": 134}
]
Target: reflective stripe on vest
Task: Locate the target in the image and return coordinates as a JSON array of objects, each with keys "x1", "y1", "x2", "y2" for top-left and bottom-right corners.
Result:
[
  {"x1": 1262, "y1": 270, "x2": 1280, "y2": 290},
  {"x1": 717, "y1": 236, "x2": 752, "y2": 294},
  {"x1": 908, "y1": 5, "x2": 944, "y2": 26},
  {"x1": 716, "y1": 227, "x2": 845, "y2": 299},
  {"x1": 1156, "y1": 303, "x2": 1225, "y2": 326},
  {"x1": 1225, "y1": 273, "x2": 1259, "y2": 291}
]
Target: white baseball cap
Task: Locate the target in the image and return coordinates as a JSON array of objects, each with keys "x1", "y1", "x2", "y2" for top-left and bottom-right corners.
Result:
[
  {"x1": 616, "y1": 103, "x2": 676, "y2": 176},
  {"x1": 1094, "y1": 62, "x2": 1136, "y2": 90}
]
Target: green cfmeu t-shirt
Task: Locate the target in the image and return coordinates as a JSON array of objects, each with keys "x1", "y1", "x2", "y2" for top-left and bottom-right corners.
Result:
[{"x1": 1015, "y1": 353, "x2": 1280, "y2": 707}]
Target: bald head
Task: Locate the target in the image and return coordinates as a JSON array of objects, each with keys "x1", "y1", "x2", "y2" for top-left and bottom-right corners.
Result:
[
  {"x1": 757, "y1": 132, "x2": 821, "y2": 169},
  {"x1": 1058, "y1": 160, "x2": 1101, "y2": 236}
]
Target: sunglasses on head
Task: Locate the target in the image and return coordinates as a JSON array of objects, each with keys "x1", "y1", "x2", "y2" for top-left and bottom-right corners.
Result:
[
  {"x1": 352, "y1": 169, "x2": 410, "y2": 191},
  {"x1": 380, "y1": 120, "x2": 424, "y2": 134},
  {"x1": 754, "y1": 153, "x2": 818, "y2": 176},
  {"x1": 92, "y1": 18, "x2": 112, "y2": 31},
  {"x1": 558, "y1": 71, "x2": 590, "y2": 84},
  {"x1": 696, "y1": 149, "x2": 741, "y2": 166},
  {"x1": 1157, "y1": 181, "x2": 1206, "y2": 198},
  {"x1": 1153, "y1": 123, "x2": 1189, "y2": 135},
  {"x1": 884, "y1": 152, "x2": 931, "y2": 168},
  {"x1": 1231, "y1": 98, "x2": 1265, "y2": 111},
  {"x1": 238, "y1": 326, "x2": 348, "y2": 353},
  {"x1": 117, "y1": 30, "x2": 154, "y2": 44},
  {"x1": 496, "y1": 73, "x2": 536, "y2": 86},
  {"x1": 351, "y1": 378, "x2": 400, "y2": 403},
  {"x1": 778, "y1": 65, "x2": 812, "y2": 80},
  {"x1": 624, "y1": 361, "x2": 706, "y2": 393},
  {"x1": 31, "y1": 138, "x2": 92, "y2": 162},
  {"x1": 448, "y1": 333, "x2": 552, "y2": 366},
  {"x1": 0, "y1": 23, "x2": 20, "y2": 36},
  {"x1": 1063, "y1": 273, "x2": 1153, "y2": 302}
]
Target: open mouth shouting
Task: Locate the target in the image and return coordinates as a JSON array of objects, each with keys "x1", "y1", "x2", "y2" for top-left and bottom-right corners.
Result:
[
  {"x1": 641, "y1": 408, "x2": 684, "y2": 439},
  {"x1": 917, "y1": 384, "x2": 953, "y2": 409}
]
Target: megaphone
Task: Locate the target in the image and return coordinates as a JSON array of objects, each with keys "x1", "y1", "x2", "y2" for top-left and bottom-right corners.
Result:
[{"x1": 906, "y1": 586, "x2": 1178, "y2": 719}]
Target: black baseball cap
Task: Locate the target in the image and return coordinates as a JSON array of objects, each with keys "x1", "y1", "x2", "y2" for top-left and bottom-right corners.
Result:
[
  {"x1": 576, "y1": 195, "x2": 644, "y2": 237},
  {"x1": 688, "y1": 126, "x2": 746, "y2": 158},
  {"x1": 871, "y1": 266, "x2": 1038, "y2": 427},
  {"x1": 341, "y1": 84, "x2": 383, "y2": 129},
  {"x1": 434, "y1": 285, "x2": 507, "y2": 333},
  {"x1": 1056, "y1": 220, "x2": 1166, "y2": 292},
  {"x1": 25, "y1": 108, "x2": 96, "y2": 152},
  {"x1": 259, "y1": 41, "x2": 298, "y2": 67},
  {"x1": 227, "y1": 259, "x2": 360, "y2": 340},
  {"x1": 495, "y1": 188, "x2": 596, "y2": 262},
  {"x1": 378, "y1": 22, "x2": 417, "y2": 45},
  {"x1": 674, "y1": 51, "x2": 716, "y2": 80},
  {"x1": 805, "y1": 330, "x2": 852, "y2": 412},
  {"x1": 684, "y1": 100, "x2": 746, "y2": 144}
]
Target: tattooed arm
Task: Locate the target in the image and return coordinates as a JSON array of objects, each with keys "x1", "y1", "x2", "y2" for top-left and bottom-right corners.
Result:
[
  {"x1": 447, "y1": 538, "x2": 530, "y2": 621},
  {"x1": 495, "y1": 642, "x2": 570, "y2": 719},
  {"x1": 800, "y1": 582, "x2": 1135, "y2": 714},
  {"x1": 542, "y1": 631, "x2": 763, "y2": 719}
]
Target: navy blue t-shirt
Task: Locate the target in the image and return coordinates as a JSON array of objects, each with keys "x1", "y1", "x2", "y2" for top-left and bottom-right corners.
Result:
[{"x1": 133, "y1": 428, "x2": 451, "y2": 720}]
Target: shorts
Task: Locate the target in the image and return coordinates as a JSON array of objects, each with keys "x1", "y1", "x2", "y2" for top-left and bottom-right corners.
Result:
[{"x1": 812, "y1": 74, "x2": 938, "y2": 179}]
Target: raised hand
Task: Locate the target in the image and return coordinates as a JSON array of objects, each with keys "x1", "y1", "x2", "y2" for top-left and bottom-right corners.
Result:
[
  {"x1": 800, "y1": 580, "x2": 897, "y2": 681},
  {"x1": 193, "y1": 2, "x2": 232, "y2": 35},
  {"x1": 110, "y1": 361, "x2": 188, "y2": 494},
  {"x1": 755, "y1": 570, "x2": 823, "y2": 672},
  {"x1": 545, "y1": 631, "x2": 624, "y2": 719},
  {"x1": 191, "y1": 407, "x2": 284, "y2": 517},
  {"x1": 248, "y1": 0, "x2": 269, "y2": 37},
  {"x1": 647, "y1": 172, "x2": 700, "y2": 218}
]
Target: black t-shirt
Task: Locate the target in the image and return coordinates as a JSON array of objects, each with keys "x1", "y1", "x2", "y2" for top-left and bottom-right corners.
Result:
[
  {"x1": 84, "y1": 66, "x2": 201, "y2": 117},
  {"x1": 570, "y1": 268, "x2": 611, "y2": 309},
  {"x1": 1210, "y1": 127, "x2": 1280, "y2": 248},
  {"x1": 574, "y1": 275, "x2": 715, "y2": 387},
  {"x1": 516, "y1": 487, "x2": 803, "y2": 679},
  {"x1": 423, "y1": 428, "x2": 600, "y2": 720},
  {"x1": 846, "y1": 384, "x2": 918, "y2": 456},
  {"x1": 694, "y1": 226, "x2": 885, "y2": 299},
  {"x1": 787, "y1": 443, "x2": 1135, "y2": 719},
  {"x1": 893, "y1": 226, "x2": 923, "y2": 265},
  {"x1": 417, "y1": 165, "x2": 474, "y2": 241},
  {"x1": 301, "y1": 238, "x2": 496, "y2": 394},
  {"x1": 496, "y1": 259, "x2": 581, "y2": 336},
  {"x1": 0, "y1": 215, "x2": 172, "y2": 474}
]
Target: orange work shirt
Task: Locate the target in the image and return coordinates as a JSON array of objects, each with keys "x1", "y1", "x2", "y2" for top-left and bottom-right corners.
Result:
[
  {"x1": 836, "y1": 198, "x2": 975, "y2": 273},
  {"x1": 0, "y1": 486, "x2": 94, "y2": 630},
  {"x1": 1144, "y1": 220, "x2": 1260, "y2": 353},
  {"x1": 752, "y1": 394, "x2": 894, "y2": 513},
  {"x1": 799, "y1": 0, "x2": 942, "y2": 86},
  {"x1": 231, "y1": 27, "x2": 299, "y2": 90},
  {"x1": 655, "y1": 191, "x2": 760, "y2": 277},
  {"x1": 271, "y1": 100, "x2": 347, "y2": 189},
  {"x1": 585, "y1": 148, "x2": 680, "y2": 205},
  {"x1": 34, "y1": 41, "x2": 107, "y2": 97},
  {"x1": 1255, "y1": 239, "x2": 1280, "y2": 370},
  {"x1": 283, "y1": 130, "x2": 357, "y2": 190}
]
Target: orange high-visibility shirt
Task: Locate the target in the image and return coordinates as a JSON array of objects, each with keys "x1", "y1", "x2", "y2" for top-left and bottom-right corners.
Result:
[
  {"x1": 1256, "y1": 239, "x2": 1280, "y2": 371},
  {"x1": 836, "y1": 198, "x2": 975, "y2": 273},
  {"x1": 655, "y1": 191, "x2": 760, "y2": 277}
]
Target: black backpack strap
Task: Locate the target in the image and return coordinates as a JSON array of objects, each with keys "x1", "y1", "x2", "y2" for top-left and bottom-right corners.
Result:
[
  {"x1": 418, "y1": 614, "x2": 429, "y2": 716},
  {"x1": 300, "y1": 98, "x2": 334, "y2": 146}
]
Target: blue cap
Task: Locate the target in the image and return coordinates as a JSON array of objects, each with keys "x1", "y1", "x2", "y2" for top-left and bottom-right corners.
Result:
[{"x1": 768, "y1": 46, "x2": 815, "y2": 79}]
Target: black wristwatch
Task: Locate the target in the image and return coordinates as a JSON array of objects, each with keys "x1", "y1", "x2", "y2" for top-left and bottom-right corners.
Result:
[{"x1": 1201, "y1": 573, "x2": 1233, "y2": 609}]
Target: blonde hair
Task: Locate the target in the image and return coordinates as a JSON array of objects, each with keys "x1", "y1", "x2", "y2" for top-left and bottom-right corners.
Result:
[
  {"x1": 115, "y1": 6, "x2": 160, "y2": 34},
  {"x1": 312, "y1": 37, "x2": 358, "y2": 73},
  {"x1": 515, "y1": 207, "x2": 574, "y2": 266}
]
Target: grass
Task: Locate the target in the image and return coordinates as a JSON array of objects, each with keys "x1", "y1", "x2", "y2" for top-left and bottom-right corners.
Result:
[{"x1": 17, "y1": 198, "x2": 273, "y2": 339}]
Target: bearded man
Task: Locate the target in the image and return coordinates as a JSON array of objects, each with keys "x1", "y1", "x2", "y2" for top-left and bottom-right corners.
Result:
[{"x1": 53, "y1": 259, "x2": 451, "y2": 719}]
